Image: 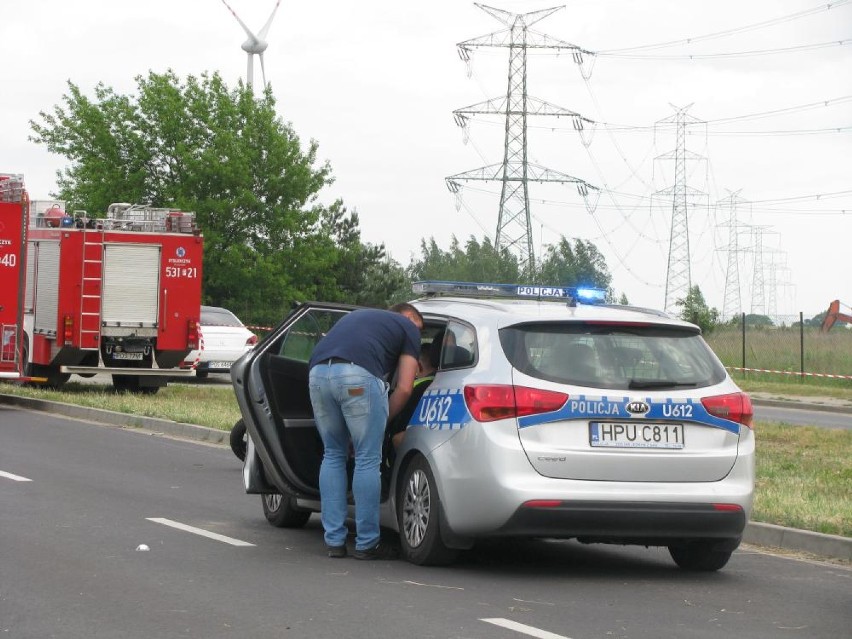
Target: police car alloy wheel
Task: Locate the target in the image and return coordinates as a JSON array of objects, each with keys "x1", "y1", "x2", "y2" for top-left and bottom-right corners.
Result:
[
  {"x1": 397, "y1": 455, "x2": 457, "y2": 566},
  {"x1": 262, "y1": 493, "x2": 311, "y2": 528}
]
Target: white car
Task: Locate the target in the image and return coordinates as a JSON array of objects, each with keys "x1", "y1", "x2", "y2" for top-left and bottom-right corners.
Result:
[
  {"x1": 231, "y1": 281, "x2": 754, "y2": 570},
  {"x1": 185, "y1": 306, "x2": 257, "y2": 378}
]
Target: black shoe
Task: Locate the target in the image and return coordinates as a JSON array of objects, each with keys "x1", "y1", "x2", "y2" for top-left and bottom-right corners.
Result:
[
  {"x1": 327, "y1": 545, "x2": 347, "y2": 558},
  {"x1": 353, "y1": 542, "x2": 399, "y2": 561}
]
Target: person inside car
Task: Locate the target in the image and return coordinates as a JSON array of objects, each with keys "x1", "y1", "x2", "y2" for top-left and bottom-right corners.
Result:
[{"x1": 388, "y1": 337, "x2": 441, "y2": 450}]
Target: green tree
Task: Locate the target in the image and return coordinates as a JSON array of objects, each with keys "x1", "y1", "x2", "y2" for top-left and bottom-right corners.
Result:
[
  {"x1": 29, "y1": 70, "x2": 398, "y2": 324},
  {"x1": 537, "y1": 237, "x2": 612, "y2": 289},
  {"x1": 676, "y1": 285, "x2": 720, "y2": 334},
  {"x1": 406, "y1": 234, "x2": 612, "y2": 293},
  {"x1": 407, "y1": 235, "x2": 521, "y2": 283},
  {"x1": 744, "y1": 314, "x2": 774, "y2": 327}
]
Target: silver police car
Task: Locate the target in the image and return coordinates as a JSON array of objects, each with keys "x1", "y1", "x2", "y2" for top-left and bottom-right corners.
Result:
[{"x1": 231, "y1": 281, "x2": 754, "y2": 571}]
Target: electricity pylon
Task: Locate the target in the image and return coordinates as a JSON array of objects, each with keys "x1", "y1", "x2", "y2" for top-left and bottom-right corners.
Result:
[
  {"x1": 717, "y1": 190, "x2": 749, "y2": 320},
  {"x1": 653, "y1": 105, "x2": 706, "y2": 312},
  {"x1": 445, "y1": 3, "x2": 598, "y2": 273},
  {"x1": 749, "y1": 225, "x2": 775, "y2": 316}
]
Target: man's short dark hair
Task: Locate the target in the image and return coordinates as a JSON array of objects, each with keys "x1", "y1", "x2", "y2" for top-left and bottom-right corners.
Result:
[{"x1": 389, "y1": 302, "x2": 423, "y2": 324}]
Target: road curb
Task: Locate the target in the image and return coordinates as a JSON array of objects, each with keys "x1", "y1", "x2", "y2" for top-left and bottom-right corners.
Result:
[
  {"x1": 752, "y1": 398, "x2": 852, "y2": 415},
  {"x1": 3, "y1": 392, "x2": 850, "y2": 562},
  {"x1": 744, "y1": 522, "x2": 852, "y2": 562},
  {"x1": 0, "y1": 393, "x2": 230, "y2": 446}
]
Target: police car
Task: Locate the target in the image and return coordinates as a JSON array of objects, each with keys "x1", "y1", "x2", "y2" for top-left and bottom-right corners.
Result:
[{"x1": 230, "y1": 281, "x2": 754, "y2": 570}]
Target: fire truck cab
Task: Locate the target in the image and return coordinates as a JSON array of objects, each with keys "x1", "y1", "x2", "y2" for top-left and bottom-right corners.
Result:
[
  {"x1": 24, "y1": 201, "x2": 204, "y2": 393},
  {"x1": 0, "y1": 174, "x2": 29, "y2": 381}
]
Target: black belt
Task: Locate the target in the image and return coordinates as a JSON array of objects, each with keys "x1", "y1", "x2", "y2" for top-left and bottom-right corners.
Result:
[{"x1": 324, "y1": 357, "x2": 354, "y2": 365}]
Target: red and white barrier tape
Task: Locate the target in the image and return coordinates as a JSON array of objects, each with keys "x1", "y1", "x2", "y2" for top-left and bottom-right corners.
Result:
[
  {"x1": 246, "y1": 325, "x2": 273, "y2": 332},
  {"x1": 727, "y1": 366, "x2": 852, "y2": 380}
]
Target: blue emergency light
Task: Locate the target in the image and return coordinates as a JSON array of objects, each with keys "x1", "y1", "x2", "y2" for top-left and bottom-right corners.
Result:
[{"x1": 412, "y1": 280, "x2": 607, "y2": 304}]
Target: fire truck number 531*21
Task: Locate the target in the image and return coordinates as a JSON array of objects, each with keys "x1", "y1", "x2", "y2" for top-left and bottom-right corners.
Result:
[{"x1": 22, "y1": 198, "x2": 204, "y2": 394}]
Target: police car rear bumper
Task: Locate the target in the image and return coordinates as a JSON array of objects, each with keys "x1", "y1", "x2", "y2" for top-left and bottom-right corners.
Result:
[{"x1": 495, "y1": 500, "x2": 747, "y2": 543}]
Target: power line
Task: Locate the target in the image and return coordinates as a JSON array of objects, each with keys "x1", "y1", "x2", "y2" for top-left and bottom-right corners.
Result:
[
  {"x1": 597, "y1": 39, "x2": 851, "y2": 60},
  {"x1": 596, "y1": 0, "x2": 852, "y2": 54},
  {"x1": 708, "y1": 95, "x2": 852, "y2": 124},
  {"x1": 462, "y1": 96, "x2": 852, "y2": 133}
]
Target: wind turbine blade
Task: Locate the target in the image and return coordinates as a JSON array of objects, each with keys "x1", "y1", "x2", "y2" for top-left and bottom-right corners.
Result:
[
  {"x1": 259, "y1": 53, "x2": 267, "y2": 89},
  {"x1": 221, "y1": 0, "x2": 258, "y2": 40},
  {"x1": 258, "y1": 0, "x2": 282, "y2": 39}
]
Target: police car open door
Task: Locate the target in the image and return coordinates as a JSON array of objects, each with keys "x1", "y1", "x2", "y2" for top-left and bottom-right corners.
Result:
[{"x1": 232, "y1": 302, "x2": 359, "y2": 498}]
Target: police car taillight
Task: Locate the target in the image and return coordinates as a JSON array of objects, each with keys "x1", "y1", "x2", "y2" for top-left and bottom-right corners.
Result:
[
  {"x1": 701, "y1": 392, "x2": 754, "y2": 428},
  {"x1": 464, "y1": 385, "x2": 569, "y2": 422}
]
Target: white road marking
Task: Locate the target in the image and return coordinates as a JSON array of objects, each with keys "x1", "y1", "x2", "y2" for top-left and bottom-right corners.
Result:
[
  {"x1": 481, "y1": 618, "x2": 571, "y2": 639},
  {"x1": 0, "y1": 470, "x2": 32, "y2": 482},
  {"x1": 146, "y1": 518, "x2": 255, "y2": 547}
]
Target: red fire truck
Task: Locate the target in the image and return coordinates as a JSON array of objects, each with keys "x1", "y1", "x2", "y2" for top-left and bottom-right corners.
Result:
[
  {"x1": 24, "y1": 201, "x2": 203, "y2": 393},
  {"x1": 0, "y1": 174, "x2": 30, "y2": 381}
]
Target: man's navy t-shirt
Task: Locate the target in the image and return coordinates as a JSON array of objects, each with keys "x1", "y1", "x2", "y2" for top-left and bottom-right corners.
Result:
[{"x1": 308, "y1": 309, "x2": 420, "y2": 379}]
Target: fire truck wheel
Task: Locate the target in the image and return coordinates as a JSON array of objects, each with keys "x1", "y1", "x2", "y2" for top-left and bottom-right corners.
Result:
[
  {"x1": 22, "y1": 343, "x2": 30, "y2": 378},
  {"x1": 32, "y1": 365, "x2": 70, "y2": 390},
  {"x1": 112, "y1": 375, "x2": 160, "y2": 395}
]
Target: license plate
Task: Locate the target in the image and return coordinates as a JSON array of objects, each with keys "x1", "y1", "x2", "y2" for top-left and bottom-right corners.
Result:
[
  {"x1": 590, "y1": 422, "x2": 685, "y2": 449},
  {"x1": 112, "y1": 352, "x2": 143, "y2": 361},
  {"x1": 208, "y1": 361, "x2": 232, "y2": 369}
]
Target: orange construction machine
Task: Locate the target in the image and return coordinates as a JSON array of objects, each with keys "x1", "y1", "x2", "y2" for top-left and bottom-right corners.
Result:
[{"x1": 820, "y1": 300, "x2": 852, "y2": 333}]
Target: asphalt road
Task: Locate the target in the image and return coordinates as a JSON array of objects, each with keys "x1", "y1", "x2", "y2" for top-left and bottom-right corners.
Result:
[
  {"x1": 2, "y1": 406, "x2": 850, "y2": 639},
  {"x1": 753, "y1": 404, "x2": 852, "y2": 430}
]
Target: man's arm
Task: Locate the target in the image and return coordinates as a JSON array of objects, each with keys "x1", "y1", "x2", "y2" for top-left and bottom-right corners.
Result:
[{"x1": 387, "y1": 354, "x2": 418, "y2": 420}]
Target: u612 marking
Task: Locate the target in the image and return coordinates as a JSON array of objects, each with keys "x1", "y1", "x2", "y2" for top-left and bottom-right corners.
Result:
[{"x1": 419, "y1": 395, "x2": 452, "y2": 427}]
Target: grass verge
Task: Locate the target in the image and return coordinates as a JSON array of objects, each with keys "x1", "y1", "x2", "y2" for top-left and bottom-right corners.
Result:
[
  {"x1": 0, "y1": 381, "x2": 240, "y2": 431},
  {"x1": 753, "y1": 421, "x2": 851, "y2": 537}
]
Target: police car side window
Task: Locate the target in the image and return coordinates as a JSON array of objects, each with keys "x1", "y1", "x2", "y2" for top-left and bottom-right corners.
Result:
[
  {"x1": 278, "y1": 310, "x2": 347, "y2": 362},
  {"x1": 440, "y1": 321, "x2": 477, "y2": 370}
]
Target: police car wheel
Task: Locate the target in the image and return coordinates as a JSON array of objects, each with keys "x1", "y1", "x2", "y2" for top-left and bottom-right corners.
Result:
[
  {"x1": 668, "y1": 541, "x2": 734, "y2": 571},
  {"x1": 262, "y1": 493, "x2": 311, "y2": 528},
  {"x1": 230, "y1": 419, "x2": 247, "y2": 461},
  {"x1": 397, "y1": 455, "x2": 457, "y2": 566}
]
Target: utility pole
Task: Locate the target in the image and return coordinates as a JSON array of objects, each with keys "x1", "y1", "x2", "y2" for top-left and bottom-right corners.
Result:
[
  {"x1": 446, "y1": 3, "x2": 598, "y2": 273},
  {"x1": 653, "y1": 105, "x2": 706, "y2": 312}
]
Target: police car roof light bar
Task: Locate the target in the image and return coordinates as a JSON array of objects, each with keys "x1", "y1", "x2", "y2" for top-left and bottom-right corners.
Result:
[{"x1": 412, "y1": 280, "x2": 607, "y2": 304}]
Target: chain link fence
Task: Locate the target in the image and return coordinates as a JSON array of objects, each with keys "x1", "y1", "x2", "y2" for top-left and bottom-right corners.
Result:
[{"x1": 705, "y1": 313, "x2": 852, "y2": 385}]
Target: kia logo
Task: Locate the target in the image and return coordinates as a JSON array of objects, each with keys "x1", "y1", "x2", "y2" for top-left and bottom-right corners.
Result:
[{"x1": 626, "y1": 400, "x2": 650, "y2": 415}]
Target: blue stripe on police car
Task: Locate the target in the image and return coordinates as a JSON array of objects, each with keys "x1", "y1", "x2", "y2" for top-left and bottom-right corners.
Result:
[
  {"x1": 408, "y1": 388, "x2": 471, "y2": 431},
  {"x1": 518, "y1": 395, "x2": 741, "y2": 434}
]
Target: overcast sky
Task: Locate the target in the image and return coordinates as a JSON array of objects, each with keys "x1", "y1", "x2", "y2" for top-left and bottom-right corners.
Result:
[{"x1": 2, "y1": 0, "x2": 849, "y2": 317}]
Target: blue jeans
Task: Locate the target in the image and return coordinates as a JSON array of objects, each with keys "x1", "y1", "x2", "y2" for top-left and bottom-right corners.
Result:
[{"x1": 308, "y1": 362, "x2": 389, "y2": 551}]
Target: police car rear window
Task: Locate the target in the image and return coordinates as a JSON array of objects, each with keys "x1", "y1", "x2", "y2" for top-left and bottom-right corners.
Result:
[{"x1": 499, "y1": 322, "x2": 726, "y2": 390}]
